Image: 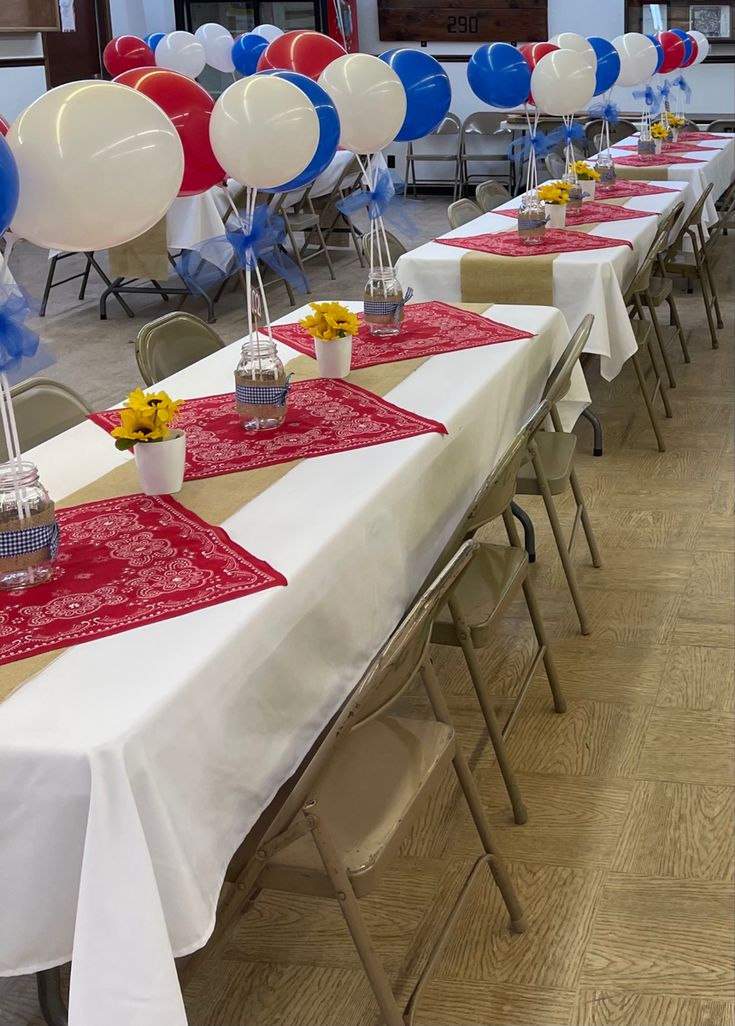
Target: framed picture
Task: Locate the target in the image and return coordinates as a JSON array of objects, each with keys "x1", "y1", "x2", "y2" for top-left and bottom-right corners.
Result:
[
  {"x1": 689, "y1": 4, "x2": 732, "y2": 37},
  {"x1": 642, "y1": 3, "x2": 669, "y2": 33}
]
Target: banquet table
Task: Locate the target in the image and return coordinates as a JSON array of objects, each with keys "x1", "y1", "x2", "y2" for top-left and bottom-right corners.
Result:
[
  {"x1": 594, "y1": 133, "x2": 735, "y2": 226},
  {"x1": 396, "y1": 180, "x2": 692, "y2": 381},
  {"x1": 0, "y1": 301, "x2": 588, "y2": 1026}
]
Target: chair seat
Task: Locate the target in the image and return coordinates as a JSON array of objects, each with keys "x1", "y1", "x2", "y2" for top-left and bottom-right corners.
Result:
[
  {"x1": 431, "y1": 544, "x2": 528, "y2": 649},
  {"x1": 287, "y1": 213, "x2": 320, "y2": 230},
  {"x1": 666, "y1": 255, "x2": 700, "y2": 276},
  {"x1": 260, "y1": 716, "x2": 454, "y2": 899},
  {"x1": 648, "y1": 276, "x2": 673, "y2": 304},
  {"x1": 516, "y1": 431, "x2": 577, "y2": 496}
]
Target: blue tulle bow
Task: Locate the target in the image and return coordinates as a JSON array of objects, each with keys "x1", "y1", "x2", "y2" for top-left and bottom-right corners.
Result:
[
  {"x1": 176, "y1": 205, "x2": 307, "y2": 295},
  {"x1": 337, "y1": 167, "x2": 420, "y2": 239},
  {"x1": 508, "y1": 129, "x2": 552, "y2": 164},
  {"x1": 547, "y1": 121, "x2": 586, "y2": 149},
  {"x1": 672, "y1": 75, "x2": 692, "y2": 103},
  {"x1": 588, "y1": 101, "x2": 621, "y2": 126},
  {"x1": 0, "y1": 285, "x2": 54, "y2": 387},
  {"x1": 633, "y1": 85, "x2": 661, "y2": 113},
  {"x1": 658, "y1": 80, "x2": 672, "y2": 101}
]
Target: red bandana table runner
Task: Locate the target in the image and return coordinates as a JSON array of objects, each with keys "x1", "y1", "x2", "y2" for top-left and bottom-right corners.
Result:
[
  {"x1": 617, "y1": 143, "x2": 718, "y2": 154},
  {"x1": 679, "y1": 132, "x2": 730, "y2": 141},
  {"x1": 435, "y1": 228, "x2": 633, "y2": 256},
  {"x1": 612, "y1": 154, "x2": 705, "y2": 167},
  {"x1": 269, "y1": 301, "x2": 534, "y2": 368},
  {"x1": 0, "y1": 494, "x2": 286, "y2": 666},
  {"x1": 495, "y1": 201, "x2": 658, "y2": 226},
  {"x1": 91, "y1": 379, "x2": 447, "y2": 481},
  {"x1": 595, "y1": 181, "x2": 678, "y2": 199}
]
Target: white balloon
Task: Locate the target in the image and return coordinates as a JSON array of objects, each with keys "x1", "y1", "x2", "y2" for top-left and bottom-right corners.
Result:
[
  {"x1": 7, "y1": 81, "x2": 183, "y2": 251},
  {"x1": 210, "y1": 75, "x2": 318, "y2": 190},
  {"x1": 549, "y1": 32, "x2": 597, "y2": 71},
  {"x1": 155, "y1": 31, "x2": 206, "y2": 78},
  {"x1": 688, "y1": 30, "x2": 711, "y2": 64},
  {"x1": 194, "y1": 23, "x2": 235, "y2": 73},
  {"x1": 252, "y1": 24, "x2": 283, "y2": 43},
  {"x1": 530, "y1": 50, "x2": 596, "y2": 116},
  {"x1": 612, "y1": 33, "x2": 659, "y2": 86},
  {"x1": 318, "y1": 54, "x2": 406, "y2": 154}
]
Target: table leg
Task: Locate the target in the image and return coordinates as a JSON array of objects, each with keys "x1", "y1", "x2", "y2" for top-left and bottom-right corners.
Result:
[{"x1": 36, "y1": 968, "x2": 68, "y2": 1026}]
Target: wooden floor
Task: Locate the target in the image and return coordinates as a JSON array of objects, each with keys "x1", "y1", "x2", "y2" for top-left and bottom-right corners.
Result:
[{"x1": 2, "y1": 235, "x2": 733, "y2": 1026}]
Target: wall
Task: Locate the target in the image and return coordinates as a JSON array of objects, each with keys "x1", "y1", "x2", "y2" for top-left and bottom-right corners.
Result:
[
  {"x1": 0, "y1": 33, "x2": 46, "y2": 122},
  {"x1": 109, "y1": 0, "x2": 175, "y2": 37}
]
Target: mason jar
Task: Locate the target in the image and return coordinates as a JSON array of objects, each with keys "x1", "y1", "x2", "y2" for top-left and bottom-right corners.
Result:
[
  {"x1": 562, "y1": 173, "x2": 584, "y2": 210},
  {"x1": 0, "y1": 461, "x2": 59, "y2": 591},
  {"x1": 517, "y1": 190, "x2": 547, "y2": 245},
  {"x1": 596, "y1": 154, "x2": 617, "y2": 190},
  {"x1": 363, "y1": 269, "x2": 405, "y2": 336},
  {"x1": 235, "y1": 339, "x2": 289, "y2": 432}
]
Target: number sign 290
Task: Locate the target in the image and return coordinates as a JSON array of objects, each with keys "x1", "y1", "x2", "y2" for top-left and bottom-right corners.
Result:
[{"x1": 447, "y1": 14, "x2": 479, "y2": 33}]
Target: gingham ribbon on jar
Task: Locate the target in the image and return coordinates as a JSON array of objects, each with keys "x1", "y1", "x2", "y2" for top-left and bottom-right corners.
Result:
[
  {"x1": 364, "y1": 287, "x2": 413, "y2": 324},
  {"x1": 0, "y1": 520, "x2": 60, "y2": 560},
  {"x1": 236, "y1": 375, "x2": 292, "y2": 407}
]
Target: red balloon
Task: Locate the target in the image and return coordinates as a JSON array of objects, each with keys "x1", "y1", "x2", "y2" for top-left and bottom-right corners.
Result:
[
  {"x1": 681, "y1": 35, "x2": 699, "y2": 68},
  {"x1": 114, "y1": 68, "x2": 225, "y2": 197},
  {"x1": 656, "y1": 31, "x2": 686, "y2": 73},
  {"x1": 103, "y1": 36, "x2": 155, "y2": 77},
  {"x1": 257, "y1": 30, "x2": 346, "y2": 80},
  {"x1": 0, "y1": 116, "x2": 9, "y2": 137},
  {"x1": 519, "y1": 42, "x2": 559, "y2": 104}
]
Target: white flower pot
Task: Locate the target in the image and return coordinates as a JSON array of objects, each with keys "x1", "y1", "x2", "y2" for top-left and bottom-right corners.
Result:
[
  {"x1": 579, "y1": 180, "x2": 596, "y2": 200},
  {"x1": 315, "y1": 336, "x2": 352, "y2": 379},
  {"x1": 654, "y1": 140, "x2": 663, "y2": 155},
  {"x1": 671, "y1": 128, "x2": 679, "y2": 142},
  {"x1": 546, "y1": 203, "x2": 567, "y2": 229},
  {"x1": 134, "y1": 430, "x2": 186, "y2": 495}
]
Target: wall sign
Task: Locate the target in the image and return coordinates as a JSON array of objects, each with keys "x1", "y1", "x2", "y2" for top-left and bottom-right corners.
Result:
[{"x1": 377, "y1": 0, "x2": 548, "y2": 43}]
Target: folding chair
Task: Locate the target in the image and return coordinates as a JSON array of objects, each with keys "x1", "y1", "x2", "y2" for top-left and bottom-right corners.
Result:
[{"x1": 405, "y1": 113, "x2": 462, "y2": 200}]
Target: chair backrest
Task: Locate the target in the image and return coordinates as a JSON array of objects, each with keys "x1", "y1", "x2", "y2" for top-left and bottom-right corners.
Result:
[
  {"x1": 682, "y1": 120, "x2": 700, "y2": 133},
  {"x1": 667, "y1": 182, "x2": 714, "y2": 258},
  {"x1": 447, "y1": 198, "x2": 481, "y2": 229},
  {"x1": 475, "y1": 180, "x2": 511, "y2": 213},
  {"x1": 135, "y1": 312, "x2": 225, "y2": 387},
  {"x1": 257, "y1": 538, "x2": 479, "y2": 841},
  {"x1": 360, "y1": 229, "x2": 407, "y2": 266},
  {"x1": 542, "y1": 314, "x2": 595, "y2": 409},
  {"x1": 544, "y1": 152, "x2": 566, "y2": 179},
  {"x1": 432, "y1": 112, "x2": 461, "y2": 137},
  {"x1": 708, "y1": 119, "x2": 735, "y2": 133},
  {"x1": 2, "y1": 378, "x2": 91, "y2": 459},
  {"x1": 588, "y1": 119, "x2": 638, "y2": 153},
  {"x1": 461, "y1": 110, "x2": 506, "y2": 140}
]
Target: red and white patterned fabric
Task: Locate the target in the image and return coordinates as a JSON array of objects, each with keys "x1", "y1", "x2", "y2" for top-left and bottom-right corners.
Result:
[
  {"x1": 435, "y1": 228, "x2": 634, "y2": 256},
  {"x1": 0, "y1": 494, "x2": 286, "y2": 666},
  {"x1": 612, "y1": 154, "x2": 705, "y2": 167},
  {"x1": 594, "y1": 181, "x2": 678, "y2": 199},
  {"x1": 270, "y1": 300, "x2": 534, "y2": 368},
  {"x1": 679, "y1": 132, "x2": 731, "y2": 141},
  {"x1": 495, "y1": 201, "x2": 659, "y2": 225},
  {"x1": 91, "y1": 379, "x2": 447, "y2": 481},
  {"x1": 617, "y1": 143, "x2": 719, "y2": 154}
]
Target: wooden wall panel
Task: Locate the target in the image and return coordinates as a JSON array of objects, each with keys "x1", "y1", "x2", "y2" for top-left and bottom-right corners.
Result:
[
  {"x1": 378, "y1": 0, "x2": 548, "y2": 43},
  {"x1": 0, "y1": 0, "x2": 60, "y2": 31}
]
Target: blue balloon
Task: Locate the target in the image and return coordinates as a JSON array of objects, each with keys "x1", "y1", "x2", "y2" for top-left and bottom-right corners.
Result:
[
  {"x1": 231, "y1": 33, "x2": 268, "y2": 76},
  {"x1": 144, "y1": 33, "x2": 165, "y2": 52},
  {"x1": 468, "y1": 43, "x2": 531, "y2": 110},
  {"x1": 646, "y1": 34, "x2": 665, "y2": 73},
  {"x1": 256, "y1": 71, "x2": 340, "y2": 193},
  {"x1": 378, "y1": 49, "x2": 451, "y2": 142},
  {"x1": 587, "y1": 37, "x2": 621, "y2": 96},
  {"x1": 670, "y1": 29, "x2": 693, "y2": 65},
  {"x1": 0, "y1": 136, "x2": 19, "y2": 237}
]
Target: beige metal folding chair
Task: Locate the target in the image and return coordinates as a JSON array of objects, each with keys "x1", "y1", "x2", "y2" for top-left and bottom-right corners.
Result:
[
  {"x1": 707, "y1": 119, "x2": 735, "y2": 133},
  {"x1": 2, "y1": 378, "x2": 91, "y2": 459},
  {"x1": 428, "y1": 422, "x2": 567, "y2": 825},
  {"x1": 459, "y1": 111, "x2": 511, "y2": 195},
  {"x1": 135, "y1": 312, "x2": 225, "y2": 387},
  {"x1": 663, "y1": 183, "x2": 723, "y2": 348},
  {"x1": 585, "y1": 118, "x2": 638, "y2": 154},
  {"x1": 515, "y1": 315, "x2": 602, "y2": 636},
  {"x1": 360, "y1": 228, "x2": 407, "y2": 266},
  {"x1": 405, "y1": 113, "x2": 462, "y2": 201},
  {"x1": 544, "y1": 151, "x2": 567, "y2": 180},
  {"x1": 203, "y1": 540, "x2": 526, "y2": 1026},
  {"x1": 314, "y1": 154, "x2": 366, "y2": 266},
  {"x1": 647, "y1": 201, "x2": 690, "y2": 364},
  {"x1": 475, "y1": 180, "x2": 511, "y2": 213},
  {"x1": 448, "y1": 197, "x2": 482, "y2": 229},
  {"x1": 274, "y1": 182, "x2": 336, "y2": 293}
]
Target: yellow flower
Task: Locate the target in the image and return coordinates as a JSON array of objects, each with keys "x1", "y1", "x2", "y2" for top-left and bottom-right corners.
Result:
[
  {"x1": 111, "y1": 388, "x2": 182, "y2": 449},
  {"x1": 651, "y1": 122, "x2": 669, "y2": 140},
  {"x1": 300, "y1": 301, "x2": 358, "y2": 341},
  {"x1": 538, "y1": 183, "x2": 570, "y2": 205},
  {"x1": 573, "y1": 160, "x2": 600, "y2": 181}
]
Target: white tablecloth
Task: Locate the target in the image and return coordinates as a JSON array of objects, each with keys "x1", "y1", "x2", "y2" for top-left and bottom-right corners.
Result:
[
  {"x1": 0, "y1": 302, "x2": 588, "y2": 1026},
  {"x1": 396, "y1": 181, "x2": 692, "y2": 382},
  {"x1": 165, "y1": 191, "x2": 226, "y2": 252},
  {"x1": 596, "y1": 133, "x2": 735, "y2": 226}
]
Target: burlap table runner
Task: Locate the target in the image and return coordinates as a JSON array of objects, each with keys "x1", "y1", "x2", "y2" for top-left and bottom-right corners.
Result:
[
  {"x1": 613, "y1": 164, "x2": 670, "y2": 183},
  {"x1": 109, "y1": 217, "x2": 169, "y2": 281},
  {"x1": 1, "y1": 305, "x2": 494, "y2": 701}
]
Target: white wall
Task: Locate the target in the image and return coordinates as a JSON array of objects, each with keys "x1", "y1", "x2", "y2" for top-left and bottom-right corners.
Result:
[
  {"x1": 0, "y1": 33, "x2": 46, "y2": 122},
  {"x1": 547, "y1": 0, "x2": 624, "y2": 39},
  {"x1": 109, "y1": 0, "x2": 175, "y2": 37}
]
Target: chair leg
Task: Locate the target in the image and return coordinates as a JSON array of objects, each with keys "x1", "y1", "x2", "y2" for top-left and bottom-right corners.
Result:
[
  {"x1": 446, "y1": 598, "x2": 528, "y2": 825},
  {"x1": 530, "y1": 448, "x2": 591, "y2": 637},
  {"x1": 421, "y1": 661, "x2": 527, "y2": 932},
  {"x1": 645, "y1": 293, "x2": 677, "y2": 389},
  {"x1": 308, "y1": 811, "x2": 405, "y2": 1026},
  {"x1": 647, "y1": 341, "x2": 672, "y2": 418},
  {"x1": 313, "y1": 220, "x2": 336, "y2": 279},
  {"x1": 693, "y1": 256, "x2": 720, "y2": 348},
  {"x1": 39, "y1": 254, "x2": 61, "y2": 317},
  {"x1": 36, "y1": 968, "x2": 68, "y2": 1026},
  {"x1": 285, "y1": 222, "x2": 310, "y2": 294},
  {"x1": 568, "y1": 467, "x2": 602, "y2": 569},
  {"x1": 703, "y1": 249, "x2": 724, "y2": 329},
  {"x1": 631, "y1": 351, "x2": 666, "y2": 452},
  {"x1": 78, "y1": 254, "x2": 93, "y2": 300},
  {"x1": 511, "y1": 501, "x2": 536, "y2": 563},
  {"x1": 580, "y1": 406, "x2": 604, "y2": 457},
  {"x1": 666, "y1": 292, "x2": 690, "y2": 363}
]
